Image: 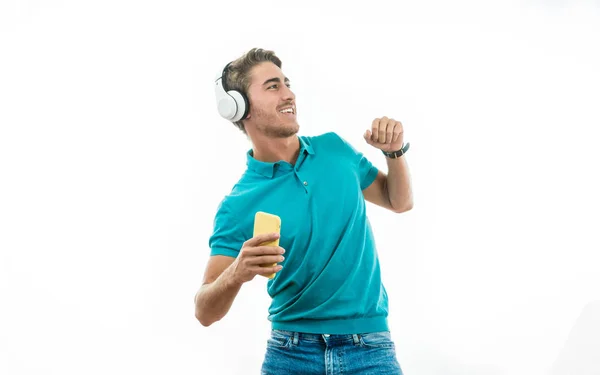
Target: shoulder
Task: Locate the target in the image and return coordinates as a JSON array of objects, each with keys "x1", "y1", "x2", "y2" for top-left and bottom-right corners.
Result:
[
  {"x1": 307, "y1": 132, "x2": 364, "y2": 160},
  {"x1": 303, "y1": 131, "x2": 351, "y2": 152},
  {"x1": 212, "y1": 195, "x2": 235, "y2": 222},
  {"x1": 210, "y1": 193, "x2": 248, "y2": 237},
  {"x1": 216, "y1": 169, "x2": 256, "y2": 207},
  {"x1": 305, "y1": 131, "x2": 342, "y2": 143},
  {"x1": 212, "y1": 180, "x2": 246, "y2": 220},
  {"x1": 211, "y1": 174, "x2": 258, "y2": 227}
]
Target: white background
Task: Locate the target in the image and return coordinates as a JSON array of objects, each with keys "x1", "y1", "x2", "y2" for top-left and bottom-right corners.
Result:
[{"x1": 1, "y1": 1, "x2": 599, "y2": 374}]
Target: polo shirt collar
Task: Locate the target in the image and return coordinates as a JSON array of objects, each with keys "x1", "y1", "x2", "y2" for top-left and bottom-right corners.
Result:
[{"x1": 247, "y1": 136, "x2": 314, "y2": 178}]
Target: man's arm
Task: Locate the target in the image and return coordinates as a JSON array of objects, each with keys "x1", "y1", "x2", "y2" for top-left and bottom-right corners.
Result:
[
  {"x1": 362, "y1": 156, "x2": 413, "y2": 213},
  {"x1": 362, "y1": 116, "x2": 413, "y2": 213},
  {"x1": 194, "y1": 233, "x2": 283, "y2": 327},
  {"x1": 194, "y1": 255, "x2": 242, "y2": 327}
]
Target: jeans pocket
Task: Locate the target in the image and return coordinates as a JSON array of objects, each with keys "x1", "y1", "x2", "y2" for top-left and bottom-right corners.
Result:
[
  {"x1": 359, "y1": 331, "x2": 396, "y2": 349},
  {"x1": 266, "y1": 330, "x2": 292, "y2": 349}
]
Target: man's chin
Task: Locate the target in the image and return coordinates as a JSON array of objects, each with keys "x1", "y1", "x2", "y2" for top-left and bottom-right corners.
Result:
[
  {"x1": 273, "y1": 122, "x2": 299, "y2": 138},
  {"x1": 276, "y1": 129, "x2": 298, "y2": 138},
  {"x1": 257, "y1": 119, "x2": 300, "y2": 138},
  {"x1": 287, "y1": 123, "x2": 300, "y2": 137}
]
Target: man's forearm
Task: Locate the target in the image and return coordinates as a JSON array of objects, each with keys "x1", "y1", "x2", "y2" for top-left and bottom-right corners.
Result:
[
  {"x1": 194, "y1": 266, "x2": 243, "y2": 327},
  {"x1": 385, "y1": 155, "x2": 413, "y2": 212}
]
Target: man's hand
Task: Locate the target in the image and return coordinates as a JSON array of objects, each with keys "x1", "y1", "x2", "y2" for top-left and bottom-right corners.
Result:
[
  {"x1": 363, "y1": 116, "x2": 404, "y2": 152},
  {"x1": 229, "y1": 232, "x2": 285, "y2": 284}
]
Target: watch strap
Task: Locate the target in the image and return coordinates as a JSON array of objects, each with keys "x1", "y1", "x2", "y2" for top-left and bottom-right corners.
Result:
[{"x1": 382, "y1": 142, "x2": 410, "y2": 159}]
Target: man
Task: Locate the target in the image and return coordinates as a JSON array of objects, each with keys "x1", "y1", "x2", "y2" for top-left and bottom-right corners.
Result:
[{"x1": 194, "y1": 48, "x2": 413, "y2": 374}]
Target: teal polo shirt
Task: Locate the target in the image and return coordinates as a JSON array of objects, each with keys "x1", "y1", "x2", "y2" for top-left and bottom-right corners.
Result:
[{"x1": 208, "y1": 132, "x2": 390, "y2": 334}]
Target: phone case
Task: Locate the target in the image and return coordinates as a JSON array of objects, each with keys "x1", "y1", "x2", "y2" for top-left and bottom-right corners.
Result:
[{"x1": 253, "y1": 211, "x2": 281, "y2": 279}]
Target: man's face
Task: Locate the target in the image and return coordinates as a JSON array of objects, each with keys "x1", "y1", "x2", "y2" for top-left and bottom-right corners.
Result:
[{"x1": 245, "y1": 62, "x2": 298, "y2": 138}]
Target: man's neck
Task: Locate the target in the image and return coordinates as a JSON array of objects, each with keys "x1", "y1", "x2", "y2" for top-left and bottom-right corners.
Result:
[{"x1": 251, "y1": 134, "x2": 301, "y2": 165}]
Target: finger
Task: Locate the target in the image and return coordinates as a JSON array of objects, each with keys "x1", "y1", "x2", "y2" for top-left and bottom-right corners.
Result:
[
  {"x1": 247, "y1": 245, "x2": 285, "y2": 256},
  {"x1": 255, "y1": 264, "x2": 283, "y2": 277},
  {"x1": 378, "y1": 116, "x2": 389, "y2": 143},
  {"x1": 386, "y1": 119, "x2": 395, "y2": 144},
  {"x1": 245, "y1": 232, "x2": 280, "y2": 247},
  {"x1": 392, "y1": 121, "x2": 403, "y2": 143},
  {"x1": 371, "y1": 118, "x2": 380, "y2": 142},
  {"x1": 364, "y1": 129, "x2": 373, "y2": 145},
  {"x1": 249, "y1": 254, "x2": 285, "y2": 265}
]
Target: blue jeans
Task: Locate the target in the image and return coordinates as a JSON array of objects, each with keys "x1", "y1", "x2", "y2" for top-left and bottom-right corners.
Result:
[{"x1": 261, "y1": 329, "x2": 403, "y2": 375}]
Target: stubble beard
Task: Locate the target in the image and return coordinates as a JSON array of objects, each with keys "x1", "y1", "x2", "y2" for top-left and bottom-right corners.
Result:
[{"x1": 254, "y1": 107, "x2": 299, "y2": 138}]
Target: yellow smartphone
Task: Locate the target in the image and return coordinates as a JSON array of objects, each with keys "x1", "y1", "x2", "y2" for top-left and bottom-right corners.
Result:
[{"x1": 253, "y1": 211, "x2": 281, "y2": 279}]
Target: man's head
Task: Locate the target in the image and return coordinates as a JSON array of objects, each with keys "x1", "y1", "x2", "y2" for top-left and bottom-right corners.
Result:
[{"x1": 222, "y1": 48, "x2": 298, "y2": 138}]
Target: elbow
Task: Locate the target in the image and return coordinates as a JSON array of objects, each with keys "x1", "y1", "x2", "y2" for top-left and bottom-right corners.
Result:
[
  {"x1": 195, "y1": 311, "x2": 215, "y2": 327},
  {"x1": 195, "y1": 304, "x2": 222, "y2": 327},
  {"x1": 195, "y1": 299, "x2": 213, "y2": 327},
  {"x1": 195, "y1": 309, "x2": 207, "y2": 326},
  {"x1": 392, "y1": 201, "x2": 413, "y2": 213},
  {"x1": 194, "y1": 289, "x2": 213, "y2": 327}
]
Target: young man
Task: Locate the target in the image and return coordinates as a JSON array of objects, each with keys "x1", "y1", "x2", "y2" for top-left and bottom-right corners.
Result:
[{"x1": 195, "y1": 48, "x2": 413, "y2": 374}]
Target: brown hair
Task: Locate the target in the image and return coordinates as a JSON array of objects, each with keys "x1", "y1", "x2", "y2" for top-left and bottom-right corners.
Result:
[{"x1": 223, "y1": 48, "x2": 282, "y2": 133}]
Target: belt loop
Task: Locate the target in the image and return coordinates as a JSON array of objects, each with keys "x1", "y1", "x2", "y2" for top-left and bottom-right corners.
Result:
[
  {"x1": 293, "y1": 332, "x2": 299, "y2": 345},
  {"x1": 353, "y1": 334, "x2": 360, "y2": 345}
]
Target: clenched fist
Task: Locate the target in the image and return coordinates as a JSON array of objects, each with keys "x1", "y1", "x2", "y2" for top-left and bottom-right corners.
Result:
[{"x1": 363, "y1": 116, "x2": 404, "y2": 152}]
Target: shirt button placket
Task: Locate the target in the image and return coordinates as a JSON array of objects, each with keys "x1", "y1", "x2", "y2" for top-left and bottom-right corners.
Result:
[{"x1": 296, "y1": 171, "x2": 309, "y2": 193}]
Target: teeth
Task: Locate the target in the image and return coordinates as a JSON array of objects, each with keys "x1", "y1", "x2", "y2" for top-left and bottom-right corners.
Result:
[{"x1": 279, "y1": 107, "x2": 294, "y2": 114}]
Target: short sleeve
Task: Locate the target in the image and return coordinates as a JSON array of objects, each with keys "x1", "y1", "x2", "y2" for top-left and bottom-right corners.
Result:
[
  {"x1": 208, "y1": 200, "x2": 245, "y2": 258},
  {"x1": 332, "y1": 132, "x2": 379, "y2": 190}
]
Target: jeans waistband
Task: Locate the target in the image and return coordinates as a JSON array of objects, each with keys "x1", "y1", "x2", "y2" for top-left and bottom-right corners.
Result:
[{"x1": 272, "y1": 329, "x2": 363, "y2": 345}]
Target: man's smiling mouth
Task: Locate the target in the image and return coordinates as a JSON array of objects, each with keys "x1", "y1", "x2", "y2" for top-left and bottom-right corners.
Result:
[{"x1": 278, "y1": 106, "x2": 295, "y2": 114}]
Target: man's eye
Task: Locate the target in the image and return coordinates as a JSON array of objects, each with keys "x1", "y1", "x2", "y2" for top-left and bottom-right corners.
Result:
[{"x1": 268, "y1": 84, "x2": 291, "y2": 89}]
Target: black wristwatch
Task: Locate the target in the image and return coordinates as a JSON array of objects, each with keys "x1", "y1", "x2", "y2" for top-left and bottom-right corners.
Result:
[{"x1": 382, "y1": 142, "x2": 410, "y2": 159}]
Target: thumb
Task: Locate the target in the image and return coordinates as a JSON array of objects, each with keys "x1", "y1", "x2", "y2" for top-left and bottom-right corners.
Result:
[{"x1": 364, "y1": 130, "x2": 373, "y2": 144}]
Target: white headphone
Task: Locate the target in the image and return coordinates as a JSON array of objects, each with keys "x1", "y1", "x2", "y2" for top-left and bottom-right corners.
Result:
[{"x1": 214, "y1": 62, "x2": 250, "y2": 122}]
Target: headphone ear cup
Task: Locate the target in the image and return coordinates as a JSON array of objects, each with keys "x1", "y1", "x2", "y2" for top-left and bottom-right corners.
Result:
[
  {"x1": 228, "y1": 90, "x2": 249, "y2": 122},
  {"x1": 217, "y1": 94, "x2": 238, "y2": 120},
  {"x1": 215, "y1": 75, "x2": 238, "y2": 120}
]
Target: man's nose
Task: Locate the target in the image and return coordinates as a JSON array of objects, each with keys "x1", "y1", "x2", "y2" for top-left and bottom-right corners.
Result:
[{"x1": 282, "y1": 85, "x2": 295, "y2": 100}]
